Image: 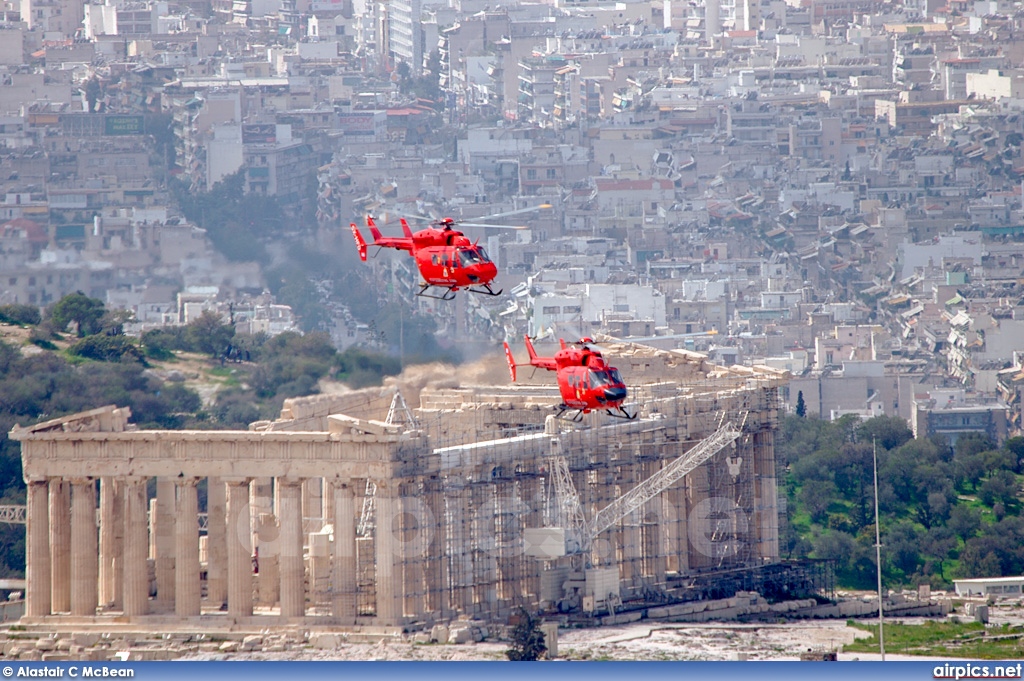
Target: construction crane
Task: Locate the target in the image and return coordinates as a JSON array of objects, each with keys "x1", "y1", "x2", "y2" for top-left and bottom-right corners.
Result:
[{"x1": 528, "y1": 416, "x2": 745, "y2": 560}]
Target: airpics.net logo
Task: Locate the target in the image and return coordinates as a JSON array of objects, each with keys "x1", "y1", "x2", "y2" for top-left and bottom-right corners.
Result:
[{"x1": 933, "y1": 664, "x2": 1024, "y2": 679}]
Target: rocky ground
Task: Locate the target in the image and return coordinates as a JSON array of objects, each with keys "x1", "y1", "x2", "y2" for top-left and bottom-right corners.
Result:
[{"x1": 4, "y1": 595, "x2": 1022, "y2": 662}]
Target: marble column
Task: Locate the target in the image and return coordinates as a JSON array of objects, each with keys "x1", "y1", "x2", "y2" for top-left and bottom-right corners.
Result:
[
  {"x1": 226, "y1": 479, "x2": 253, "y2": 618},
  {"x1": 753, "y1": 431, "x2": 779, "y2": 561},
  {"x1": 252, "y1": 477, "x2": 277, "y2": 606},
  {"x1": 643, "y1": 459, "x2": 666, "y2": 583},
  {"x1": 255, "y1": 513, "x2": 280, "y2": 606},
  {"x1": 122, "y1": 478, "x2": 149, "y2": 617},
  {"x1": 665, "y1": 482, "x2": 689, "y2": 574},
  {"x1": 98, "y1": 477, "x2": 119, "y2": 608},
  {"x1": 148, "y1": 498, "x2": 157, "y2": 561},
  {"x1": 25, "y1": 479, "x2": 51, "y2": 617},
  {"x1": 331, "y1": 480, "x2": 356, "y2": 623},
  {"x1": 278, "y1": 479, "x2": 304, "y2": 618},
  {"x1": 111, "y1": 478, "x2": 123, "y2": 611},
  {"x1": 48, "y1": 479, "x2": 71, "y2": 613},
  {"x1": 687, "y1": 464, "x2": 711, "y2": 570},
  {"x1": 423, "y1": 478, "x2": 448, "y2": 618},
  {"x1": 322, "y1": 480, "x2": 335, "y2": 527},
  {"x1": 155, "y1": 479, "x2": 175, "y2": 606},
  {"x1": 175, "y1": 478, "x2": 200, "y2": 617},
  {"x1": 301, "y1": 478, "x2": 322, "y2": 521},
  {"x1": 401, "y1": 482, "x2": 428, "y2": 620},
  {"x1": 206, "y1": 476, "x2": 227, "y2": 608},
  {"x1": 70, "y1": 478, "x2": 98, "y2": 617},
  {"x1": 374, "y1": 482, "x2": 403, "y2": 624},
  {"x1": 250, "y1": 478, "x2": 273, "y2": 517}
]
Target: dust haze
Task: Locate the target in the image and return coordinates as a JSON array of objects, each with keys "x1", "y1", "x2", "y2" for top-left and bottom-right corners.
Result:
[{"x1": 382, "y1": 355, "x2": 514, "y2": 408}]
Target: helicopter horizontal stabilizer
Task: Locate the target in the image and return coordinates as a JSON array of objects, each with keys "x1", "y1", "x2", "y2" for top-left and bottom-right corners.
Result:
[
  {"x1": 350, "y1": 223, "x2": 367, "y2": 262},
  {"x1": 503, "y1": 341, "x2": 517, "y2": 383}
]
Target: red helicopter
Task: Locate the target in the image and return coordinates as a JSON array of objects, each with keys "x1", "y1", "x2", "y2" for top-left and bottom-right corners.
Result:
[
  {"x1": 350, "y1": 207, "x2": 546, "y2": 301},
  {"x1": 503, "y1": 335, "x2": 636, "y2": 421}
]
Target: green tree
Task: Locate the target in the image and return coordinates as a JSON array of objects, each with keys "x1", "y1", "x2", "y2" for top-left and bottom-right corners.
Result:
[
  {"x1": 335, "y1": 346, "x2": 403, "y2": 388},
  {"x1": 249, "y1": 331, "x2": 336, "y2": 400},
  {"x1": 795, "y1": 390, "x2": 806, "y2": 417},
  {"x1": 947, "y1": 504, "x2": 982, "y2": 544},
  {"x1": 979, "y1": 470, "x2": 1019, "y2": 508},
  {"x1": 0, "y1": 304, "x2": 41, "y2": 326},
  {"x1": 800, "y1": 478, "x2": 837, "y2": 524},
  {"x1": 100, "y1": 309, "x2": 135, "y2": 336},
  {"x1": 1004, "y1": 436, "x2": 1024, "y2": 472},
  {"x1": 186, "y1": 311, "x2": 235, "y2": 357},
  {"x1": 506, "y1": 608, "x2": 548, "y2": 661},
  {"x1": 68, "y1": 335, "x2": 146, "y2": 364},
  {"x1": 49, "y1": 292, "x2": 106, "y2": 337},
  {"x1": 856, "y1": 415, "x2": 912, "y2": 451},
  {"x1": 213, "y1": 389, "x2": 263, "y2": 428},
  {"x1": 886, "y1": 520, "x2": 922, "y2": 578},
  {"x1": 171, "y1": 170, "x2": 285, "y2": 264}
]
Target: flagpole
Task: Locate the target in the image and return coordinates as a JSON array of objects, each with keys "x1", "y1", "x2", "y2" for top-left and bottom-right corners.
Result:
[{"x1": 873, "y1": 437, "x2": 885, "y2": 661}]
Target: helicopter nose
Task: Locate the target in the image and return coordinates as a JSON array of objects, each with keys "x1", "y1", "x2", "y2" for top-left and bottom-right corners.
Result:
[
  {"x1": 467, "y1": 273, "x2": 480, "y2": 283},
  {"x1": 603, "y1": 386, "x2": 627, "y2": 403}
]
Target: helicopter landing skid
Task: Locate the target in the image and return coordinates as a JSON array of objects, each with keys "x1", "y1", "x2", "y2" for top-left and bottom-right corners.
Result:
[
  {"x1": 466, "y1": 284, "x2": 503, "y2": 297},
  {"x1": 417, "y1": 284, "x2": 458, "y2": 301},
  {"x1": 606, "y1": 406, "x2": 637, "y2": 420},
  {"x1": 555, "y1": 405, "x2": 586, "y2": 423}
]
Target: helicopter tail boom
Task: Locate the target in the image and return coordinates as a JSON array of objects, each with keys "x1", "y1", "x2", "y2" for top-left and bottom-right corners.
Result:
[
  {"x1": 362, "y1": 215, "x2": 413, "y2": 252},
  {"x1": 524, "y1": 334, "x2": 558, "y2": 371}
]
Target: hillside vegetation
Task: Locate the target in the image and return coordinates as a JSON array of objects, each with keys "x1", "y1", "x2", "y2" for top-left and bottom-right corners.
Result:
[{"x1": 778, "y1": 413, "x2": 1024, "y2": 589}]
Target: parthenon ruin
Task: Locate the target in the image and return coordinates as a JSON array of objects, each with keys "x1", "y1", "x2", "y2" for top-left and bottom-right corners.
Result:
[{"x1": 12, "y1": 342, "x2": 787, "y2": 628}]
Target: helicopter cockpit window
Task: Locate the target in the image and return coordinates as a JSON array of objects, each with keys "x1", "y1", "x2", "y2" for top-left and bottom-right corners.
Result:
[
  {"x1": 589, "y1": 370, "x2": 613, "y2": 387},
  {"x1": 607, "y1": 368, "x2": 623, "y2": 385},
  {"x1": 458, "y1": 248, "x2": 487, "y2": 266}
]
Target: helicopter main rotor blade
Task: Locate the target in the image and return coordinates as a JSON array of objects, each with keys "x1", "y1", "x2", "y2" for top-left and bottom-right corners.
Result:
[
  {"x1": 457, "y1": 222, "x2": 529, "y2": 230},
  {"x1": 471, "y1": 204, "x2": 552, "y2": 221},
  {"x1": 399, "y1": 201, "x2": 552, "y2": 223}
]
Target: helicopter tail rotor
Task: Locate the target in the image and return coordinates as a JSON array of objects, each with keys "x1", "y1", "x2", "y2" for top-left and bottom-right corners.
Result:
[
  {"x1": 503, "y1": 341, "x2": 517, "y2": 383},
  {"x1": 350, "y1": 223, "x2": 368, "y2": 262}
]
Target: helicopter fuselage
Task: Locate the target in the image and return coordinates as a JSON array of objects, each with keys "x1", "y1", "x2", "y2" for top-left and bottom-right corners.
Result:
[
  {"x1": 504, "y1": 336, "x2": 631, "y2": 417},
  {"x1": 351, "y1": 217, "x2": 500, "y2": 297}
]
